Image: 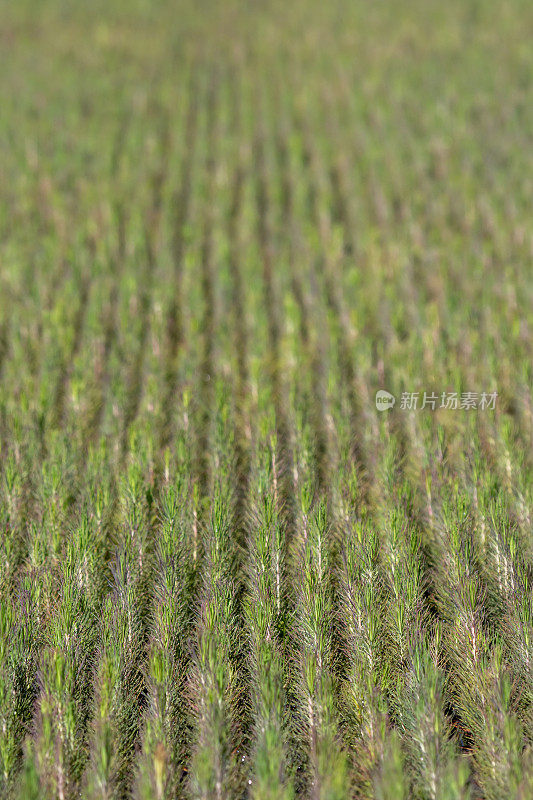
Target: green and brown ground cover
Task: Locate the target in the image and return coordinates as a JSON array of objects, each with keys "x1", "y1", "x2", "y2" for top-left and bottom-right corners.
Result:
[{"x1": 0, "y1": 1, "x2": 532, "y2": 798}]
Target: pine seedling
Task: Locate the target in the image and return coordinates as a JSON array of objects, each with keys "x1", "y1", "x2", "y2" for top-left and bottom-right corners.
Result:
[
  {"x1": 338, "y1": 513, "x2": 388, "y2": 797},
  {"x1": 502, "y1": 582, "x2": 533, "y2": 741},
  {"x1": 32, "y1": 536, "x2": 99, "y2": 797},
  {"x1": 0, "y1": 595, "x2": 35, "y2": 797},
  {"x1": 84, "y1": 596, "x2": 125, "y2": 800},
  {"x1": 110, "y1": 555, "x2": 147, "y2": 796},
  {"x1": 114, "y1": 451, "x2": 156, "y2": 636},
  {"x1": 474, "y1": 489, "x2": 533, "y2": 731},
  {"x1": 13, "y1": 740, "x2": 40, "y2": 800},
  {"x1": 380, "y1": 506, "x2": 426, "y2": 683},
  {"x1": 135, "y1": 482, "x2": 195, "y2": 800},
  {"x1": 187, "y1": 487, "x2": 241, "y2": 800},
  {"x1": 67, "y1": 507, "x2": 106, "y2": 610},
  {"x1": 25, "y1": 445, "x2": 69, "y2": 570},
  {"x1": 244, "y1": 483, "x2": 293, "y2": 800},
  {"x1": 84, "y1": 461, "x2": 149, "y2": 798},
  {"x1": 34, "y1": 644, "x2": 82, "y2": 798},
  {"x1": 293, "y1": 500, "x2": 350, "y2": 800},
  {"x1": 472, "y1": 483, "x2": 522, "y2": 621},
  {"x1": 85, "y1": 472, "x2": 150, "y2": 799},
  {"x1": 435, "y1": 488, "x2": 527, "y2": 798},
  {"x1": 0, "y1": 599, "x2": 17, "y2": 794},
  {"x1": 373, "y1": 731, "x2": 407, "y2": 800},
  {"x1": 0, "y1": 452, "x2": 24, "y2": 589},
  {"x1": 393, "y1": 634, "x2": 470, "y2": 800},
  {"x1": 454, "y1": 643, "x2": 526, "y2": 800}
]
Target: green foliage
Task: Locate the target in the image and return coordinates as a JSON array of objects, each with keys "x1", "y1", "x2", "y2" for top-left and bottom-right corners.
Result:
[{"x1": 0, "y1": 0, "x2": 531, "y2": 798}]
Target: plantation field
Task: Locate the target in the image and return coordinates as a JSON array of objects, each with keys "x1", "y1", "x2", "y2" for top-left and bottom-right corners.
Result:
[{"x1": 0, "y1": 0, "x2": 532, "y2": 798}]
